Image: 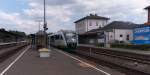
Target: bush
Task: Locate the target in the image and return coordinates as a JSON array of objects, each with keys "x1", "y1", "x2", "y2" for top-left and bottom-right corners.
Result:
[
  {"x1": 96, "y1": 43, "x2": 105, "y2": 47},
  {"x1": 110, "y1": 44, "x2": 150, "y2": 51}
]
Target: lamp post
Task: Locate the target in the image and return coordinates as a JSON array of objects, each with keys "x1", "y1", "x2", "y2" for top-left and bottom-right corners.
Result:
[{"x1": 43, "y1": 0, "x2": 48, "y2": 48}]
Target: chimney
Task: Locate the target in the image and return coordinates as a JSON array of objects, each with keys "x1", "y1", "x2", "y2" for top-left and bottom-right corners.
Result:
[
  {"x1": 90, "y1": 14, "x2": 93, "y2": 16},
  {"x1": 145, "y1": 6, "x2": 150, "y2": 25}
]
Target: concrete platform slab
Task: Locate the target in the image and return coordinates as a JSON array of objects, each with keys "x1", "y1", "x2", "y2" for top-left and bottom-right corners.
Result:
[{"x1": 1, "y1": 47, "x2": 123, "y2": 75}]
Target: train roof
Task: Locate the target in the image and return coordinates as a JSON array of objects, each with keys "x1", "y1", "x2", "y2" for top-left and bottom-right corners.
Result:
[
  {"x1": 58, "y1": 30, "x2": 75, "y2": 33},
  {"x1": 48, "y1": 30, "x2": 76, "y2": 36}
]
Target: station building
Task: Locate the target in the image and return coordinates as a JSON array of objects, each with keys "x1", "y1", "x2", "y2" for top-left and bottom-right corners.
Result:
[
  {"x1": 74, "y1": 14, "x2": 109, "y2": 34},
  {"x1": 74, "y1": 14, "x2": 110, "y2": 44},
  {"x1": 76, "y1": 20, "x2": 137, "y2": 45},
  {"x1": 75, "y1": 6, "x2": 150, "y2": 45},
  {"x1": 74, "y1": 14, "x2": 137, "y2": 45}
]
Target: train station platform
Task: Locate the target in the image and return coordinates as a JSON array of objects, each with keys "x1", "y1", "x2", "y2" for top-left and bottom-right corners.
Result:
[{"x1": 0, "y1": 46, "x2": 123, "y2": 75}]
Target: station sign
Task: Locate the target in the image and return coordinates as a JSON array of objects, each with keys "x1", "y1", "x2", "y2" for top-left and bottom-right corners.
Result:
[
  {"x1": 134, "y1": 27, "x2": 150, "y2": 33},
  {"x1": 132, "y1": 26, "x2": 150, "y2": 44}
]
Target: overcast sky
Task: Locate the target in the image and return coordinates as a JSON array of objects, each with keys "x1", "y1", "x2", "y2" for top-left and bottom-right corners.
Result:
[{"x1": 0, "y1": 0, "x2": 150, "y2": 34}]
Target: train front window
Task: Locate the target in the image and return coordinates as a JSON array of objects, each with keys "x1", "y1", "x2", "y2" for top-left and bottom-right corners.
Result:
[
  {"x1": 65, "y1": 33, "x2": 76, "y2": 42},
  {"x1": 66, "y1": 33, "x2": 75, "y2": 37}
]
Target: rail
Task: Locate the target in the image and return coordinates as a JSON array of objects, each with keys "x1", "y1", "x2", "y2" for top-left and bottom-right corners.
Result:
[
  {"x1": 77, "y1": 44, "x2": 150, "y2": 75},
  {"x1": 0, "y1": 41, "x2": 29, "y2": 62}
]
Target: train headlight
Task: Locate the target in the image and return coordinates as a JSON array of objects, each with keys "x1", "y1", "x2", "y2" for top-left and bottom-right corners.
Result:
[{"x1": 71, "y1": 38, "x2": 76, "y2": 42}]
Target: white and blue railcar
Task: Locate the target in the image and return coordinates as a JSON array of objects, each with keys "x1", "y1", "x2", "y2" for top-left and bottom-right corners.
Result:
[{"x1": 48, "y1": 30, "x2": 78, "y2": 51}]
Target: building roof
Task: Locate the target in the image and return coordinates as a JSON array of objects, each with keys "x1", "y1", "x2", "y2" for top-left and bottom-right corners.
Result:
[
  {"x1": 78, "y1": 28, "x2": 99, "y2": 36},
  {"x1": 102, "y1": 21, "x2": 138, "y2": 30},
  {"x1": 74, "y1": 14, "x2": 110, "y2": 23},
  {"x1": 134, "y1": 24, "x2": 150, "y2": 28},
  {"x1": 79, "y1": 21, "x2": 138, "y2": 36},
  {"x1": 145, "y1": 6, "x2": 150, "y2": 10},
  {"x1": 79, "y1": 27, "x2": 106, "y2": 36},
  {"x1": 86, "y1": 28, "x2": 101, "y2": 33}
]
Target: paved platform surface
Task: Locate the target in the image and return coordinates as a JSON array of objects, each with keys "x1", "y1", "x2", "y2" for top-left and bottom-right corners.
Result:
[
  {"x1": 79, "y1": 44, "x2": 150, "y2": 55},
  {"x1": 0, "y1": 47, "x2": 124, "y2": 75}
]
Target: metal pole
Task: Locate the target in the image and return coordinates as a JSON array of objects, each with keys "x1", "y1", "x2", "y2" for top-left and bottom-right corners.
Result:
[
  {"x1": 113, "y1": 26, "x2": 115, "y2": 43},
  {"x1": 44, "y1": 0, "x2": 46, "y2": 24},
  {"x1": 43, "y1": 0, "x2": 47, "y2": 48}
]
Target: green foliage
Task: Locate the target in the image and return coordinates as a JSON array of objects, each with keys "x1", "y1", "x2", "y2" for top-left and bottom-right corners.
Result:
[
  {"x1": 0, "y1": 28, "x2": 6, "y2": 31},
  {"x1": 96, "y1": 43, "x2": 105, "y2": 47},
  {"x1": 111, "y1": 44, "x2": 150, "y2": 51},
  {"x1": 0, "y1": 28, "x2": 27, "y2": 42},
  {"x1": 9, "y1": 30, "x2": 26, "y2": 37}
]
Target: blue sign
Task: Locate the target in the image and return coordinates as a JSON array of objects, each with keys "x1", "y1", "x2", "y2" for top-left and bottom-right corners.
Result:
[
  {"x1": 132, "y1": 26, "x2": 150, "y2": 45},
  {"x1": 134, "y1": 27, "x2": 150, "y2": 33}
]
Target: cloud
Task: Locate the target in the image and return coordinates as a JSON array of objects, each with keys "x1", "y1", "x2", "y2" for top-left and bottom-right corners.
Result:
[
  {"x1": 23, "y1": 1, "x2": 74, "y2": 33},
  {"x1": 27, "y1": 0, "x2": 75, "y2": 5},
  {"x1": 0, "y1": 11, "x2": 38, "y2": 33},
  {"x1": 24, "y1": 5, "x2": 73, "y2": 22},
  {"x1": 74, "y1": 0, "x2": 150, "y2": 22},
  {"x1": 0, "y1": 0, "x2": 150, "y2": 34}
]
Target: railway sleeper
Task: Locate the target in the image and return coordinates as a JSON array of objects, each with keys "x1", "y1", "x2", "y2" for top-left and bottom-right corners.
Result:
[
  {"x1": 0, "y1": 44, "x2": 28, "y2": 63},
  {"x1": 76, "y1": 50, "x2": 150, "y2": 75}
]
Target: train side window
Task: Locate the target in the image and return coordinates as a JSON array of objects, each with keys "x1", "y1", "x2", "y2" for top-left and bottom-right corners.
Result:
[
  {"x1": 51, "y1": 36, "x2": 54, "y2": 42},
  {"x1": 60, "y1": 35, "x2": 63, "y2": 40},
  {"x1": 54, "y1": 35, "x2": 57, "y2": 40},
  {"x1": 55, "y1": 35, "x2": 59, "y2": 40}
]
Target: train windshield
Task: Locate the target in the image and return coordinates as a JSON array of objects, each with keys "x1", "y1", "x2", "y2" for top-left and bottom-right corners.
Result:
[{"x1": 65, "y1": 32, "x2": 77, "y2": 42}]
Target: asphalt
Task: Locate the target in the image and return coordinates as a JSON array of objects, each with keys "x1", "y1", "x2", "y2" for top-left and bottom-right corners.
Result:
[{"x1": 1, "y1": 47, "x2": 124, "y2": 75}]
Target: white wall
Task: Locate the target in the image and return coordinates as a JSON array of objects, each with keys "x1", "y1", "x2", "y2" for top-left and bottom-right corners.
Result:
[
  {"x1": 87, "y1": 19, "x2": 108, "y2": 31},
  {"x1": 105, "y1": 29, "x2": 133, "y2": 43},
  {"x1": 75, "y1": 20, "x2": 86, "y2": 34},
  {"x1": 75, "y1": 19, "x2": 108, "y2": 34}
]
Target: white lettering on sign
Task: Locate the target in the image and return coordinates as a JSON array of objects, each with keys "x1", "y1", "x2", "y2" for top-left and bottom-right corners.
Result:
[{"x1": 134, "y1": 27, "x2": 150, "y2": 33}]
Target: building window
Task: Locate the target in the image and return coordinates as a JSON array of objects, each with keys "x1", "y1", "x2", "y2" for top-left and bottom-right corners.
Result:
[
  {"x1": 110, "y1": 35, "x2": 113, "y2": 38},
  {"x1": 96, "y1": 22, "x2": 98, "y2": 26},
  {"x1": 120, "y1": 34, "x2": 123, "y2": 37},
  {"x1": 102, "y1": 22, "x2": 105, "y2": 27},
  {"x1": 126, "y1": 35, "x2": 129, "y2": 40},
  {"x1": 89, "y1": 22, "x2": 92, "y2": 26}
]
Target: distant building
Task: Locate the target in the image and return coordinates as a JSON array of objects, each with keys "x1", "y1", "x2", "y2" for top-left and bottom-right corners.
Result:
[
  {"x1": 74, "y1": 14, "x2": 109, "y2": 34},
  {"x1": 78, "y1": 21, "x2": 137, "y2": 45},
  {"x1": 102, "y1": 21, "x2": 137, "y2": 44},
  {"x1": 76, "y1": 6, "x2": 150, "y2": 45}
]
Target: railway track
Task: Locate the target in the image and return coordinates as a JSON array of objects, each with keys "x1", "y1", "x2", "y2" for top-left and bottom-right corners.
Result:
[
  {"x1": 91, "y1": 50, "x2": 150, "y2": 65},
  {"x1": 75, "y1": 46, "x2": 150, "y2": 75},
  {"x1": 0, "y1": 42, "x2": 29, "y2": 63},
  {"x1": 78, "y1": 46, "x2": 150, "y2": 64}
]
